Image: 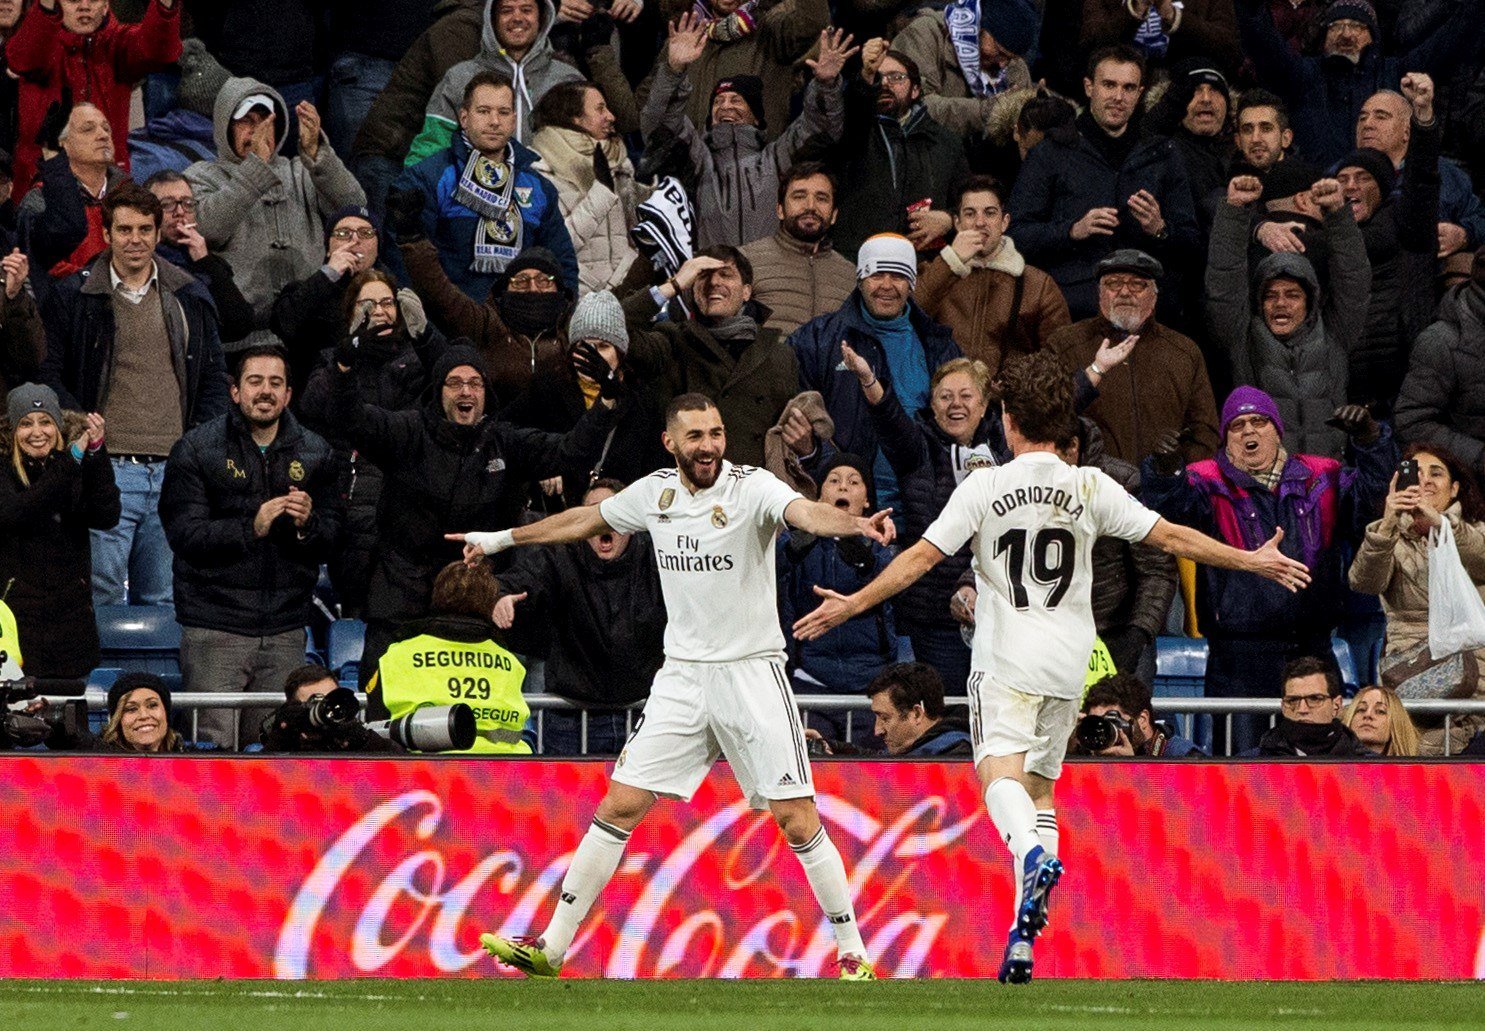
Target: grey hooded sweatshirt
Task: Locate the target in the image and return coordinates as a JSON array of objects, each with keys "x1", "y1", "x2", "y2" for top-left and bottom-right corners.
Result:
[
  {"x1": 185, "y1": 77, "x2": 367, "y2": 335},
  {"x1": 1204, "y1": 201, "x2": 1371, "y2": 457},
  {"x1": 404, "y1": 0, "x2": 582, "y2": 161}
]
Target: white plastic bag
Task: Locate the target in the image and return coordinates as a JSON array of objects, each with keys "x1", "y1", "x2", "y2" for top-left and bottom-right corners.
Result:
[{"x1": 1427, "y1": 518, "x2": 1485, "y2": 659}]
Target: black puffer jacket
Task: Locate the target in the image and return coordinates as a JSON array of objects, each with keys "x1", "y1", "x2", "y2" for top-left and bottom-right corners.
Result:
[
  {"x1": 1395, "y1": 281, "x2": 1485, "y2": 477},
  {"x1": 299, "y1": 327, "x2": 431, "y2": 614},
  {"x1": 495, "y1": 532, "x2": 665, "y2": 706},
  {"x1": 0, "y1": 413, "x2": 120, "y2": 677},
  {"x1": 331, "y1": 343, "x2": 617, "y2": 624},
  {"x1": 868, "y1": 388, "x2": 1010, "y2": 628},
  {"x1": 160, "y1": 408, "x2": 342, "y2": 636}
]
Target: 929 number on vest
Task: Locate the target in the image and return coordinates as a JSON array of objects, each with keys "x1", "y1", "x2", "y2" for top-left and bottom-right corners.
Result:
[{"x1": 448, "y1": 677, "x2": 493, "y2": 700}]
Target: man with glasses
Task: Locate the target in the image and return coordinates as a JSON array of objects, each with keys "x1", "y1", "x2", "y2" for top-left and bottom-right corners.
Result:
[
  {"x1": 144, "y1": 170, "x2": 254, "y2": 347},
  {"x1": 1252, "y1": 656, "x2": 1367, "y2": 756},
  {"x1": 1049, "y1": 248, "x2": 1218, "y2": 465},
  {"x1": 328, "y1": 340, "x2": 617, "y2": 695}
]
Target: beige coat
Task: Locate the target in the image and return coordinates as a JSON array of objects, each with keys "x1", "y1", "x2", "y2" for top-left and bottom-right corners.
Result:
[
  {"x1": 1349, "y1": 504, "x2": 1485, "y2": 753},
  {"x1": 531, "y1": 126, "x2": 651, "y2": 296},
  {"x1": 741, "y1": 229, "x2": 859, "y2": 337},
  {"x1": 889, "y1": 12, "x2": 1032, "y2": 137}
]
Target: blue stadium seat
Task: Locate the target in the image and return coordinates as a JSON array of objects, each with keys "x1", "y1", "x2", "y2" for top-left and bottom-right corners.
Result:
[
  {"x1": 95, "y1": 605, "x2": 181, "y2": 676},
  {"x1": 1331, "y1": 637, "x2": 1359, "y2": 694},
  {"x1": 1154, "y1": 636, "x2": 1211, "y2": 751},
  {"x1": 328, "y1": 618, "x2": 366, "y2": 687}
]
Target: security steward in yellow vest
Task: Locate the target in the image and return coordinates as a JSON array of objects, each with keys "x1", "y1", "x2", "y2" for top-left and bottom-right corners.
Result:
[{"x1": 367, "y1": 561, "x2": 530, "y2": 753}]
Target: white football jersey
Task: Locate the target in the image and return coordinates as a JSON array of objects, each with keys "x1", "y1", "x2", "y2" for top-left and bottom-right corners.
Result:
[
  {"x1": 600, "y1": 461, "x2": 802, "y2": 663},
  {"x1": 922, "y1": 451, "x2": 1160, "y2": 699}
]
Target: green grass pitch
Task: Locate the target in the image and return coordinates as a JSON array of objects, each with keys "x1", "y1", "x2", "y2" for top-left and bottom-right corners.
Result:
[{"x1": 4, "y1": 979, "x2": 1484, "y2": 1031}]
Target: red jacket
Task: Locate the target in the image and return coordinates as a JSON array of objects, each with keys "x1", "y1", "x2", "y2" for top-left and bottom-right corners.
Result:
[{"x1": 6, "y1": 0, "x2": 181, "y2": 199}]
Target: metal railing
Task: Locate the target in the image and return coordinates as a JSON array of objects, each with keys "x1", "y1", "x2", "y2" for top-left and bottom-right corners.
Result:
[{"x1": 42, "y1": 691, "x2": 1485, "y2": 757}]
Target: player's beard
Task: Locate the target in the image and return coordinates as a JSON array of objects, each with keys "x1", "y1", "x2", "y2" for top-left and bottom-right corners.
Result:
[{"x1": 677, "y1": 447, "x2": 722, "y2": 489}]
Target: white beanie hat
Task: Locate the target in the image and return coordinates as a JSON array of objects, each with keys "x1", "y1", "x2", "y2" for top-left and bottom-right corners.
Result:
[{"x1": 856, "y1": 233, "x2": 918, "y2": 288}]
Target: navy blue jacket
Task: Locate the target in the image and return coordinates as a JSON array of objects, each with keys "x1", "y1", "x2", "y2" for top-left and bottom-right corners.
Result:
[
  {"x1": 777, "y1": 531, "x2": 899, "y2": 693},
  {"x1": 396, "y1": 133, "x2": 578, "y2": 302},
  {"x1": 789, "y1": 292, "x2": 961, "y2": 472},
  {"x1": 160, "y1": 408, "x2": 342, "y2": 636},
  {"x1": 40, "y1": 254, "x2": 230, "y2": 429}
]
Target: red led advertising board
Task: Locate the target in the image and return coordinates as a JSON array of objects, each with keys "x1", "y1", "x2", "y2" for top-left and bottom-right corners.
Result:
[{"x1": 0, "y1": 757, "x2": 1481, "y2": 979}]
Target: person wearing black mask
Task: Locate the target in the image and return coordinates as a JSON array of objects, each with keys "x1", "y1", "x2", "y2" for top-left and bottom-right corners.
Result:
[
  {"x1": 299, "y1": 269, "x2": 435, "y2": 615},
  {"x1": 329, "y1": 339, "x2": 618, "y2": 699}
]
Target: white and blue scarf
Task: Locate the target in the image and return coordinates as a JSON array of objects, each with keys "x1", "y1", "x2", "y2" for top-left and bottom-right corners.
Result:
[
  {"x1": 453, "y1": 138, "x2": 523, "y2": 275},
  {"x1": 944, "y1": 0, "x2": 1009, "y2": 98}
]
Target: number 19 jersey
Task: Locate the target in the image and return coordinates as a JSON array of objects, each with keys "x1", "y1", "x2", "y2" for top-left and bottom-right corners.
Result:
[{"x1": 922, "y1": 451, "x2": 1159, "y2": 700}]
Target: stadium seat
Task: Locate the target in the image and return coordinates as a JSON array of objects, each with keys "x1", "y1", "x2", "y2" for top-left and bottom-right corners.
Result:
[
  {"x1": 95, "y1": 605, "x2": 182, "y2": 676},
  {"x1": 1331, "y1": 638, "x2": 1359, "y2": 694},
  {"x1": 1154, "y1": 636, "x2": 1211, "y2": 751},
  {"x1": 328, "y1": 618, "x2": 366, "y2": 687}
]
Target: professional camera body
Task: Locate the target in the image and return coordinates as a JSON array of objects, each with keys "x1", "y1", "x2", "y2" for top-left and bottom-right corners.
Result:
[
  {"x1": 1074, "y1": 711, "x2": 1135, "y2": 753},
  {"x1": 261, "y1": 687, "x2": 476, "y2": 753},
  {"x1": 0, "y1": 678, "x2": 88, "y2": 750}
]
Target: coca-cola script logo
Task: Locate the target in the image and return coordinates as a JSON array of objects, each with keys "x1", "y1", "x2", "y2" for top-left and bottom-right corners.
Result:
[{"x1": 274, "y1": 790, "x2": 980, "y2": 979}]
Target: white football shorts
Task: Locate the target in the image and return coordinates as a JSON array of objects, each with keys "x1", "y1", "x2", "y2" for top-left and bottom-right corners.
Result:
[
  {"x1": 967, "y1": 671, "x2": 1080, "y2": 780},
  {"x1": 612, "y1": 656, "x2": 815, "y2": 809}
]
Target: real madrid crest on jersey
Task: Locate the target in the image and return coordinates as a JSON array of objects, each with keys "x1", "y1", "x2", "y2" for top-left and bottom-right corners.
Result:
[
  {"x1": 288, "y1": 460, "x2": 305, "y2": 482},
  {"x1": 711, "y1": 505, "x2": 728, "y2": 528},
  {"x1": 658, "y1": 487, "x2": 675, "y2": 511}
]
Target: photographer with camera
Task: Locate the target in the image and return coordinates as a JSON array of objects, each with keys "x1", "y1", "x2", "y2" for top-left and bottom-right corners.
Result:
[
  {"x1": 1070, "y1": 673, "x2": 1206, "y2": 758},
  {"x1": 260, "y1": 664, "x2": 404, "y2": 753}
]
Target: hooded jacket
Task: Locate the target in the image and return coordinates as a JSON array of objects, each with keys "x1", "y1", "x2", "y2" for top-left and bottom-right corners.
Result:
[
  {"x1": 0, "y1": 410, "x2": 120, "y2": 678},
  {"x1": 330, "y1": 343, "x2": 617, "y2": 624},
  {"x1": 914, "y1": 235, "x2": 1071, "y2": 376},
  {"x1": 5, "y1": 0, "x2": 181, "y2": 199},
  {"x1": 641, "y1": 61, "x2": 843, "y2": 250},
  {"x1": 1204, "y1": 201, "x2": 1369, "y2": 457},
  {"x1": 404, "y1": 0, "x2": 583, "y2": 162},
  {"x1": 159, "y1": 408, "x2": 342, "y2": 637},
  {"x1": 531, "y1": 125, "x2": 650, "y2": 296},
  {"x1": 396, "y1": 129, "x2": 577, "y2": 303},
  {"x1": 185, "y1": 78, "x2": 367, "y2": 335},
  {"x1": 1395, "y1": 282, "x2": 1485, "y2": 476}
]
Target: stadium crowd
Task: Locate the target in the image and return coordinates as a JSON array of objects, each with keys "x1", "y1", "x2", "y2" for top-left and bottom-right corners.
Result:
[{"x1": 2, "y1": 0, "x2": 1485, "y2": 758}]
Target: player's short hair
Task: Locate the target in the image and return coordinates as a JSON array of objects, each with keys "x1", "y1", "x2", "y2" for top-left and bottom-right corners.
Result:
[
  {"x1": 431, "y1": 560, "x2": 501, "y2": 619},
  {"x1": 283, "y1": 663, "x2": 336, "y2": 701},
  {"x1": 1083, "y1": 673, "x2": 1156, "y2": 722},
  {"x1": 930, "y1": 356, "x2": 993, "y2": 400},
  {"x1": 462, "y1": 70, "x2": 515, "y2": 109},
  {"x1": 1236, "y1": 88, "x2": 1290, "y2": 132},
  {"x1": 1281, "y1": 655, "x2": 1341, "y2": 698},
  {"x1": 995, "y1": 351, "x2": 1076, "y2": 448},
  {"x1": 778, "y1": 160, "x2": 838, "y2": 206},
  {"x1": 664, "y1": 392, "x2": 720, "y2": 429},
  {"x1": 950, "y1": 174, "x2": 1009, "y2": 213},
  {"x1": 866, "y1": 662, "x2": 947, "y2": 720}
]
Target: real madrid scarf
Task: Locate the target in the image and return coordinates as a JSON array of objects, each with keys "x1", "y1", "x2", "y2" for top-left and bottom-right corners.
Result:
[
  {"x1": 453, "y1": 139, "x2": 523, "y2": 275},
  {"x1": 943, "y1": 0, "x2": 1008, "y2": 99}
]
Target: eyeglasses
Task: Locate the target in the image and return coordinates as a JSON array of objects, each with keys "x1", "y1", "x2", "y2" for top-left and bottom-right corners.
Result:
[
  {"x1": 1100, "y1": 277, "x2": 1152, "y2": 295},
  {"x1": 159, "y1": 198, "x2": 196, "y2": 213},
  {"x1": 444, "y1": 377, "x2": 484, "y2": 391},
  {"x1": 508, "y1": 272, "x2": 557, "y2": 291},
  {"x1": 875, "y1": 71, "x2": 910, "y2": 85},
  {"x1": 331, "y1": 226, "x2": 379, "y2": 241},
  {"x1": 1281, "y1": 693, "x2": 1334, "y2": 711},
  {"x1": 360, "y1": 297, "x2": 398, "y2": 311}
]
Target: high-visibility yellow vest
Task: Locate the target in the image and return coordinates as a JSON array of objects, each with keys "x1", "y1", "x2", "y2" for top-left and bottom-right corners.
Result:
[
  {"x1": 373, "y1": 634, "x2": 531, "y2": 754},
  {"x1": 1083, "y1": 636, "x2": 1117, "y2": 698},
  {"x1": 0, "y1": 598, "x2": 22, "y2": 679}
]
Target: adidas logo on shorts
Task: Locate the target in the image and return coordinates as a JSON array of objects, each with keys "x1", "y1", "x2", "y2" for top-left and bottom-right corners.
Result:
[{"x1": 778, "y1": 773, "x2": 797, "y2": 786}]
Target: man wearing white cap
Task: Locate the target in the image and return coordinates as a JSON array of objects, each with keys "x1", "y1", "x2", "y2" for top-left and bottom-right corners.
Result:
[{"x1": 789, "y1": 232, "x2": 961, "y2": 517}]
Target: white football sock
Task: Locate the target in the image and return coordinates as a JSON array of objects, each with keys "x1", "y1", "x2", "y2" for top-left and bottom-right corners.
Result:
[
  {"x1": 540, "y1": 817, "x2": 630, "y2": 963},
  {"x1": 986, "y1": 777, "x2": 1042, "y2": 863},
  {"x1": 791, "y1": 826, "x2": 868, "y2": 961},
  {"x1": 1036, "y1": 809, "x2": 1059, "y2": 858}
]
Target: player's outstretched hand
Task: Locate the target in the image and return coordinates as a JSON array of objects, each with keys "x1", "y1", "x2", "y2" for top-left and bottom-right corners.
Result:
[
  {"x1": 1248, "y1": 527, "x2": 1311, "y2": 592},
  {"x1": 444, "y1": 531, "x2": 511, "y2": 566},
  {"x1": 858, "y1": 508, "x2": 895, "y2": 545},
  {"x1": 793, "y1": 586, "x2": 857, "y2": 641}
]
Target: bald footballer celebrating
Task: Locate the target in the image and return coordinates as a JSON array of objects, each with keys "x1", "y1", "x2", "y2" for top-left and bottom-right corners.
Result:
[
  {"x1": 793, "y1": 352, "x2": 1310, "y2": 983},
  {"x1": 450, "y1": 393, "x2": 893, "y2": 980}
]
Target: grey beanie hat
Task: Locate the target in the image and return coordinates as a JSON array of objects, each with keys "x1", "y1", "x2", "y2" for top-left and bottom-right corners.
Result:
[
  {"x1": 567, "y1": 290, "x2": 629, "y2": 354},
  {"x1": 7, "y1": 382, "x2": 63, "y2": 430},
  {"x1": 177, "y1": 38, "x2": 233, "y2": 119}
]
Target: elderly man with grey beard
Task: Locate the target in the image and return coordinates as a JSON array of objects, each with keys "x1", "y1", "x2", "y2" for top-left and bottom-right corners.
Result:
[{"x1": 1048, "y1": 249, "x2": 1219, "y2": 465}]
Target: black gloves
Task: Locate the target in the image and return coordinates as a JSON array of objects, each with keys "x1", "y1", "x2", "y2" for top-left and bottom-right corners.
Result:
[
  {"x1": 1151, "y1": 428, "x2": 1185, "y2": 476},
  {"x1": 385, "y1": 187, "x2": 426, "y2": 244},
  {"x1": 334, "y1": 334, "x2": 359, "y2": 369},
  {"x1": 571, "y1": 341, "x2": 626, "y2": 400},
  {"x1": 1329, "y1": 404, "x2": 1379, "y2": 445}
]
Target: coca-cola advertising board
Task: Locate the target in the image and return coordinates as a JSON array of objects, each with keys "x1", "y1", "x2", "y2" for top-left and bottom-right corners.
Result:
[{"x1": 1, "y1": 756, "x2": 1481, "y2": 980}]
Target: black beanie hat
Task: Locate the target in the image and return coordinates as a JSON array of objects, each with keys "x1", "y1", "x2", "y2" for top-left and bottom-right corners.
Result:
[
  {"x1": 107, "y1": 672, "x2": 172, "y2": 721},
  {"x1": 1335, "y1": 147, "x2": 1397, "y2": 198},
  {"x1": 1259, "y1": 159, "x2": 1323, "y2": 203},
  {"x1": 709, "y1": 76, "x2": 766, "y2": 129},
  {"x1": 820, "y1": 452, "x2": 878, "y2": 512}
]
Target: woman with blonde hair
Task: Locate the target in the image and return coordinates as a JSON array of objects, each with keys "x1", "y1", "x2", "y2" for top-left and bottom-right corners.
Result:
[
  {"x1": 45, "y1": 672, "x2": 188, "y2": 753},
  {"x1": 0, "y1": 384, "x2": 118, "y2": 678},
  {"x1": 1342, "y1": 685, "x2": 1421, "y2": 757}
]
